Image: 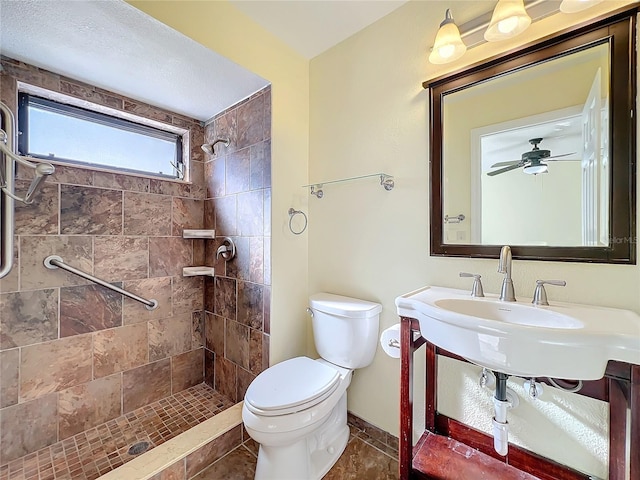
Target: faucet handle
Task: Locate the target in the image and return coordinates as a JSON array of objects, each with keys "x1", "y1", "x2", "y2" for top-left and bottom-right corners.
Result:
[
  {"x1": 532, "y1": 280, "x2": 566, "y2": 306},
  {"x1": 460, "y1": 272, "x2": 484, "y2": 297}
]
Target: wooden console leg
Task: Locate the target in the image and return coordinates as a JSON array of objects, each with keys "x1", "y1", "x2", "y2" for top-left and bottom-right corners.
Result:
[{"x1": 400, "y1": 318, "x2": 413, "y2": 480}]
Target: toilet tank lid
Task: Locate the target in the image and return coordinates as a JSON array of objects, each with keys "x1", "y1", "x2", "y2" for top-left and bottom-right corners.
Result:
[{"x1": 309, "y1": 293, "x2": 382, "y2": 318}]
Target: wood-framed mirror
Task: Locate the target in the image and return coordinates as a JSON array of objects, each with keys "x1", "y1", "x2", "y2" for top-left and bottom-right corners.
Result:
[{"x1": 427, "y1": 7, "x2": 636, "y2": 263}]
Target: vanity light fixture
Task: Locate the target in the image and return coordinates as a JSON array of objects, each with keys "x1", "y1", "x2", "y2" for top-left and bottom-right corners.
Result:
[
  {"x1": 484, "y1": 0, "x2": 531, "y2": 42},
  {"x1": 428, "y1": 9, "x2": 467, "y2": 65},
  {"x1": 427, "y1": 0, "x2": 605, "y2": 64}
]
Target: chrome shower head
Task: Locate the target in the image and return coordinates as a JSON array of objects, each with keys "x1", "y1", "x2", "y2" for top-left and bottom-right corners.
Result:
[{"x1": 201, "y1": 138, "x2": 230, "y2": 156}]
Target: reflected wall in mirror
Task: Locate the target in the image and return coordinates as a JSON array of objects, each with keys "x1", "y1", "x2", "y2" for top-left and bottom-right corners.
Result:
[{"x1": 428, "y1": 9, "x2": 636, "y2": 263}]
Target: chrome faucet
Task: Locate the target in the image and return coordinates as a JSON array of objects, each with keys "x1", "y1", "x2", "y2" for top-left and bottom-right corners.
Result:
[{"x1": 498, "y1": 245, "x2": 516, "y2": 302}]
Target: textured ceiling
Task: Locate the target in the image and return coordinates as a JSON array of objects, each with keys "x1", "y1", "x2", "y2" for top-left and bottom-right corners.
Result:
[{"x1": 0, "y1": 0, "x2": 269, "y2": 121}]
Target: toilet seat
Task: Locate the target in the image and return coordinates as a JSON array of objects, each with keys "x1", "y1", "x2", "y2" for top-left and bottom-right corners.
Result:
[{"x1": 245, "y1": 357, "x2": 341, "y2": 416}]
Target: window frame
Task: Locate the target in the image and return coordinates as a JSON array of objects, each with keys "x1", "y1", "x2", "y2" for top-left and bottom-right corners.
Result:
[{"x1": 17, "y1": 92, "x2": 185, "y2": 180}]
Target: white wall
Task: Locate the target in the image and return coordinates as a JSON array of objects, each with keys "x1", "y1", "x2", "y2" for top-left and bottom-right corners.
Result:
[{"x1": 309, "y1": 1, "x2": 638, "y2": 477}]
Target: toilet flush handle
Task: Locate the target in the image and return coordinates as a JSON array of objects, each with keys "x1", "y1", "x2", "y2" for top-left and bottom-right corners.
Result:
[{"x1": 306, "y1": 308, "x2": 314, "y2": 317}]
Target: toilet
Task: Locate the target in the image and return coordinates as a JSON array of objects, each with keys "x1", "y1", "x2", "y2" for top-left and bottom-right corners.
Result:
[{"x1": 242, "y1": 292, "x2": 382, "y2": 480}]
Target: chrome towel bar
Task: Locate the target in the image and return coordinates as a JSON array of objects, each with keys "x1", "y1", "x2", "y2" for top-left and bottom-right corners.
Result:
[{"x1": 44, "y1": 255, "x2": 158, "y2": 310}]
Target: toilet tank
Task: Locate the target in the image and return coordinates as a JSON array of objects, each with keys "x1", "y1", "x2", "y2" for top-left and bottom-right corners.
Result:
[{"x1": 309, "y1": 293, "x2": 382, "y2": 369}]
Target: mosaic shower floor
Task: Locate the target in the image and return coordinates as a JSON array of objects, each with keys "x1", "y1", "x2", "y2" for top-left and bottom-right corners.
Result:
[{"x1": 0, "y1": 384, "x2": 234, "y2": 480}]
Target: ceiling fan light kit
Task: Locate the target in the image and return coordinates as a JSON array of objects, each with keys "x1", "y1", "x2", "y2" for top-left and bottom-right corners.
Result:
[{"x1": 487, "y1": 138, "x2": 577, "y2": 177}]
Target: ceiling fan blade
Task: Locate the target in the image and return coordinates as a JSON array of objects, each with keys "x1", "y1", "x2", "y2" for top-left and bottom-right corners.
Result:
[
  {"x1": 490, "y1": 160, "x2": 523, "y2": 167},
  {"x1": 546, "y1": 152, "x2": 579, "y2": 161},
  {"x1": 487, "y1": 164, "x2": 522, "y2": 176}
]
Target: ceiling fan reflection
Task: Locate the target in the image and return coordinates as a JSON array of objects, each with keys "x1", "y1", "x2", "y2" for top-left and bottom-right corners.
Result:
[{"x1": 487, "y1": 137, "x2": 578, "y2": 176}]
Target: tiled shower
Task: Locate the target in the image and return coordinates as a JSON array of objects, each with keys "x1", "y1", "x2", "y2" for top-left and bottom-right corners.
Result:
[{"x1": 0, "y1": 56, "x2": 271, "y2": 476}]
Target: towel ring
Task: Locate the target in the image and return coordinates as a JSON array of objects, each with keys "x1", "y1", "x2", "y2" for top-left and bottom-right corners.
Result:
[{"x1": 288, "y1": 208, "x2": 307, "y2": 235}]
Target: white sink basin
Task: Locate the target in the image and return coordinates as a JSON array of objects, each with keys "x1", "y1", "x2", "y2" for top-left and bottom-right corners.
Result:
[{"x1": 395, "y1": 286, "x2": 640, "y2": 380}]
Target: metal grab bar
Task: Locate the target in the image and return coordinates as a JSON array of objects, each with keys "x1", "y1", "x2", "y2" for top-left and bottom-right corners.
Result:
[{"x1": 44, "y1": 255, "x2": 158, "y2": 310}]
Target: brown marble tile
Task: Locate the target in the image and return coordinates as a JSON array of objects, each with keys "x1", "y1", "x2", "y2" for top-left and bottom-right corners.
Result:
[
  {"x1": 204, "y1": 199, "x2": 215, "y2": 230},
  {"x1": 205, "y1": 312, "x2": 224, "y2": 357},
  {"x1": 60, "y1": 283, "x2": 123, "y2": 337},
  {"x1": 204, "y1": 350, "x2": 215, "y2": 388},
  {"x1": 204, "y1": 158, "x2": 225, "y2": 198},
  {"x1": 171, "y1": 349, "x2": 204, "y2": 393},
  {"x1": 20, "y1": 236, "x2": 92, "y2": 289},
  {"x1": 263, "y1": 188, "x2": 271, "y2": 236},
  {"x1": 94, "y1": 236, "x2": 149, "y2": 281},
  {"x1": 122, "y1": 358, "x2": 171, "y2": 413},
  {"x1": 193, "y1": 237, "x2": 206, "y2": 266},
  {"x1": 123, "y1": 100, "x2": 172, "y2": 123},
  {"x1": 250, "y1": 141, "x2": 270, "y2": 190},
  {"x1": 122, "y1": 276, "x2": 172, "y2": 324},
  {"x1": 0, "y1": 70, "x2": 17, "y2": 111},
  {"x1": 150, "y1": 460, "x2": 186, "y2": 480},
  {"x1": 149, "y1": 237, "x2": 192, "y2": 277},
  {"x1": 1, "y1": 60, "x2": 60, "y2": 93},
  {"x1": 236, "y1": 95, "x2": 265, "y2": 150},
  {"x1": 324, "y1": 436, "x2": 398, "y2": 480},
  {"x1": 192, "y1": 311, "x2": 204, "y2": 348},
  {"x1": 172, "y1": 276, "x2": 204, "y2": 315},
  {"x1": 60, "y1": 80, "x2": 123, "y2": 109},
  {"x1": 20, "y1": 335, "x2": 93, "y2": 401},
  {"x1": 248, "y1": 329, "x2": 265, "y2": 376},
  {"x1": 185, "y1": 425, "x2": 242, "y2": 478},
  {"x1": 237, "y1": 281, "x2": 263, "y2": 331},
  {"x1": 214, "y1": 277, "x2": 236, "y2": 321},
  {"x1": 249, "y1": 237, "x2": 264, "y2": 284},
  {"x1": 211, "y1": 110, "x2": 237, "y2": 154},
  {"x1": 264, "y1": 236, "x2": 271, "y2": 286},
  {"x1": 214, "y1": 356, "x2": 237, "y2": 403},
  {"x1": 242, "y1": 427, "x2": 259, "y2": 456},
  {"x1": 0, "y1": 349, "x2": 19, "y2": 408},
  {"x1": 0, "y1": 289, "x2": 58, "y2": 349},
  {"x1": 93, "y1": 171, "x2": 150, "y2": 192},
  {"x1": 262, "y1": 334, "x2": 270, "y2": 371},
  {"x1": 13, "y1": 180, "x2": 58, "y2": 235},
  {"x1": 237, "y1": 191, "x2": 263, "y2": 237},
  {"x1": 205, "y1": 237, "x2": 230, "y2": 275},
  {"x1": 263, "y1": 87, "x2": 271, "y2": 140},
  {"x1": 0, "y1": 394, "x2": 58, "y2": 464},
  {"x1": 60, "y1": 185, "x2": 122, "y2": 235},
  {"x1": 47, "y1": 164, "x2": 94, "y2": 186},
  {"x1": 190, "y1": 160, "x2": 205, "y2": 189},
  {"x1": 225, "y1": 320, "x2": 249, "y2": 370},
  {"x1": 149, "y1": 179, "x2": 191, "y2": 197},
  {"x1": 123, "y1": 192, "x2": 172, "y2": 236},
  {"x1": 149, "y1": 314, "x2": 192, "y2": 362},
  {"x1": 191, "y1": 445, "x2": 256, "y2": 480},
  {"x1": 204, "y1": 276, "x2": 215, "y2": 312},
  {"x1": 236, "y1": 368, "x2": 255, "y2": 404},
  {"x1": 214, "y1": 195, "x2": 237, "y2": 236},
  {"x1": 225, "y1": 236, "x2": 249, "y2": 280},
  {"x1": 172, "y1": 197, "x2": 203, "y2": 236},
  {"x1": 263, "y1": 286, "x2": 271, "y2": 335},
  {"x1": 225, "y1": 148, "x2": 251, "y2": 195},
  {"x1": 58, "y1": 374, "x2": 122, "y2": 439},
  {"x1": 0, "y1": 238, "x2": 18, "y2": 293},
  {"x1": 93, "y1": 323, "x2": 148, "y2": 378}
]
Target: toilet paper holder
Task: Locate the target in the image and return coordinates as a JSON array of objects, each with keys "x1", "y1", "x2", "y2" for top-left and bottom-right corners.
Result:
[{"x1": 388, "y1": 338, "x2": 400, "y2": 349}]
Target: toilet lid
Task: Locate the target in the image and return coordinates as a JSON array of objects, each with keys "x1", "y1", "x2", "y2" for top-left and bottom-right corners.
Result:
[{"x1": 245, "y1": 357, "x2": 340, "y2": 415}]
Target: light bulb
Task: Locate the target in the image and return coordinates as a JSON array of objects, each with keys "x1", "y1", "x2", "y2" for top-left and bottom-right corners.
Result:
[
  {"x1": 438, "y1": 44, "x2": 456, "y2": 59},
  {"x1": 497, "y1": 16, "x2": 519, "y2": 34}
]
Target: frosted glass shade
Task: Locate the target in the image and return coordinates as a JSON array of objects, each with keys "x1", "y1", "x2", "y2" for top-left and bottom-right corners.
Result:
[
  {"x1": 428, "y1": 9, "x2": 467, "y2": 64},
  {"x1": 484, "y1": 0, "x2": 531, "y2": 42},
  {"x1": 559, "y1": 0, "x2": 603, "y2": 14}
]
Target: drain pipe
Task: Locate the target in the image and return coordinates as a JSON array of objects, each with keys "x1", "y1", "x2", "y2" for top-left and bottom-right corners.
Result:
[{"x1": 492, "y1": 372, "x2": 510, "y2": 456}]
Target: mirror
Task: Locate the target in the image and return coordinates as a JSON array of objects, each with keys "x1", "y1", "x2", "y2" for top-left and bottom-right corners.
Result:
[{"x1": 428, "y1": 10, "x2": 636, "y2": 263}]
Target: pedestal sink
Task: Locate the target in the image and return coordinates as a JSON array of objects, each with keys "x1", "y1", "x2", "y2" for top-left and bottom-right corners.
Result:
[{"x1": 395, "y1": 286, "x2": 640, "y2": 380}]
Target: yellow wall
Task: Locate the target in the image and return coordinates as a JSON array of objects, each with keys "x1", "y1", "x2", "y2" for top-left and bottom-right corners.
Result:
[{"x1": 129, "y1": 0, "x2": 311, "y2": 365}]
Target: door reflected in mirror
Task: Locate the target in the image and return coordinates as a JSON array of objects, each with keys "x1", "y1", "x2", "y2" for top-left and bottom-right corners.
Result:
[{"x1": 428, "y1": 10, "x2": 636, "y2": 263}]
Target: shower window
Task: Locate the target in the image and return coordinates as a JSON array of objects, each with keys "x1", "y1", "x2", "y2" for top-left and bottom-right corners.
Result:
[{"x1": 17, "y1": 93, "x2": 185, "y2": 179}]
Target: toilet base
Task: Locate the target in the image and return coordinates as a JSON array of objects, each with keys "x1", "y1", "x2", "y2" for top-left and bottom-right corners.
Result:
[{"x1": 254, "y1": 393, "x2": 349, "y2": 480}]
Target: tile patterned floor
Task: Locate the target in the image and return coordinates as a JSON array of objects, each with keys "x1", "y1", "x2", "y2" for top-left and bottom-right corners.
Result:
[
  {"x1": 0, "y1": 384, "x2": 234, "y2": 480},
  {"x1": 195, "y1": 415, "x2": 400, "y2": 480}
]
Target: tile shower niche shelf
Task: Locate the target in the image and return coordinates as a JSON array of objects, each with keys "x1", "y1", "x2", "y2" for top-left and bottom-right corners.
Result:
[{"x1": 182, "y1": 229, "x2": 216, "y2": 277}]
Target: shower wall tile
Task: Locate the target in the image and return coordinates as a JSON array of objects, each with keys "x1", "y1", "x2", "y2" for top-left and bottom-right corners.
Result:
[
  {"x1": 149, "y1": 237, "x2": 192, "y2": 277},
  {"x1": 192, "y1": 311, "x2": 204, "y2": 349},
  {"x1": 237, "y1": 281, "x2": 264, "y2": 331},
  {"x1": 122, "y1": 358, "x2": 171, "y2": 413},
  {"x1": 150, "y1": 460, "x2": 186, "y2": 480},
  {"x1": 225, "y1": 148, "x2": 251, "y2": 195},
  {"x1": 20, "y1": 236, "x2": 92, "y2": 290},
  {"x1": 122, "y1": 277, "x2": 173, "y2": 324},
  {"x1": 61, "y1": 80, "x2": 123, "y2": 110},
  {"x1": 264, "y1": 236, "x2": 271, "y2": 286},
  {"x1": 94, "y1": 236, "x2": 149, "y2": 281},
  {"x1": 263, "y1": 87, "x2": 271, "y2": 139},
  {"x1": 57, "y1": 374, "x2": 122, "y2": 439},
  {"x1": 60, "y1": 283, "x2": 123, "y2": 337},
  {"x1": 204, "y1": 350, "x2": 215, "y2": 388},
  {"x1": 172, "y1": 197, "x2": 203, "y2": 236},
  {"x1": 47, "y1": 164, "x2": 95, "y2": 186},
  {"x1": 204, "y1": 199, "x2": 215, "y2": 230},
  {"x1": 211, "y1": 110, "x2": 237, "y2": 155},
  {"x1": 60, "y1": 185, "x2": 123, "y2": 235},
  {"x1": 205, "y1": 158, "x2": 225, "y2": 198},
  {"x1": 124, "y1": 192, "x2": 172, "y2": 236},
  {"x1": 237, "y1": 191, "x2": 264, "y2": 236},
  {"x1": 0, "y1": 71, "x2": 17, "y2": 111},
  {"x1": 173, "y1": 276, "x2": 204, "y2": 315},
  {"x1": 171, "y1": 348, "x2": 204, "y2": 392},
  {"x1": 264, "y1": 286, "x2": 271, "y2": 335},
  {"x1": 250, "y1": 140, "x2": 270, "y2": 190},
  {"x1": 263, "y1": 188, "x2": 271, "y2": 236},
  {"x1": 93, "y1": 171, "x2": 150, "y2": 192},
  {"x1": 184, "y1": 424, "x2": 242, "y2": 479},
  {"x1": 123, "y1": 100, "x2": 172, "y2": 123},
  {"x1": 205, "y1": 312, "x2": 225, "y2": 357},
  {"x1": 226, "y1": 236, "x2": 250, "y2": 280},
  {"x1": 236, "y1": 94, "x2": 265, "y2": 149},
  {"x1": 204, "y1": 277, "x2": 215, "y2": 312},
  {"x1": 226, "y1": 321, "x2": 249, "y2": 370},
  {"x1": 236, "y1": 367, "x2": 255, "y2": 403},
  {"x1": 0, "y1": 349, "x2": 19, "y2": 408},
  {"x1": 213, "y1": 195, "x2": 237, "y2": 236},
  {"x1": 0, "y1": 240, "x2": 18, "y2": 293},
  {"x1": 214, "y1": 277, "x2": 236, "y2": 321},
  {"x1": 149, "y1": 179, "x2": 191, "y2": 198},
  {"x1": 148, "y1": 314, "x2": 192, "y2": 362},
  {"x1": 20, "y1": 335, "x2": 93, "y2": 401},
  {"x1": 193, "y1": 237, "x2": 206, "y2": 266},
  {"x1": 249, "y1": 237, "x2": 264, "y2": 284},
  {"x1": 214, "y1": 356, "x2": 237, "y2": 403},
  {"x1": 0, "y1": 394, "x2": 58, "y2": 464},
  {"x1": 249, "y1": 329, "x2": 265, "y2": 376},
  {"x1": 0, "y1": 288, "x2": 58, "y2": 349},
  {"x1": 13, "y1": 181, "x2": 59, "y2": 235},
  {"x1": 93, "y1": 323, "x2": 148, "y2": 378}
]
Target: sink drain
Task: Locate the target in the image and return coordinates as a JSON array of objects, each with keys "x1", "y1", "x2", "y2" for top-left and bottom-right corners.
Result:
[{"x1": 127, "y1": 441, "x2": 150, "y2": 456}]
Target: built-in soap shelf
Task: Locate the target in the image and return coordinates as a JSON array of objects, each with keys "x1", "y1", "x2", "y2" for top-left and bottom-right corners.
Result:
[
  {"x1": 182, "y1": 229, "x2": 215, "y2": 277},
  {"x1": 303, "y1": 172, "x2": 394, "y2": 198}
]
